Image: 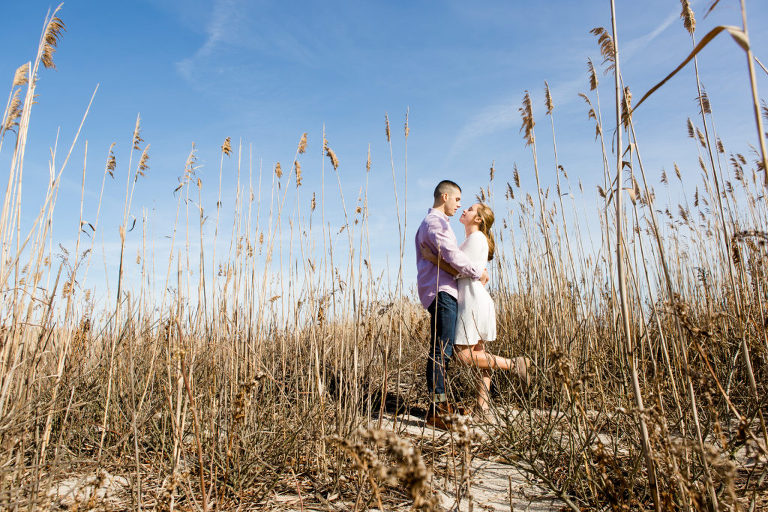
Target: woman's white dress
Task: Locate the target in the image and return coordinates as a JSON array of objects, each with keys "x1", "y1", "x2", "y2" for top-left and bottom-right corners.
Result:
[{"x1": 454, "y1": 231, "x2": 496, "y2": 346}]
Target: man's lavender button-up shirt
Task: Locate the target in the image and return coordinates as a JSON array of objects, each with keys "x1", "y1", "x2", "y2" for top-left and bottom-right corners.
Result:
[{"x1": 415, "y1": 208, "x2": 484, "y2": 309}]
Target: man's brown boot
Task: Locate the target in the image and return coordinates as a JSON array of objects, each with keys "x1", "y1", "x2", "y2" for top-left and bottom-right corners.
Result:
[{"x1": 425, "y1": 402, "x2": 454, "y2": 430}]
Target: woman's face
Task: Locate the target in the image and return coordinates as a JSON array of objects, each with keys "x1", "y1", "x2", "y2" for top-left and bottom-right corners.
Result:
[{"x1": 459, "y1": 203, "x2": 482, "y2": 227}]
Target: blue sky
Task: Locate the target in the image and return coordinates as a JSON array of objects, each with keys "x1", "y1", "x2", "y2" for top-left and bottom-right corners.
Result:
[{"x1": 1, "y1": 0, "x2": 766, "y2": 306}]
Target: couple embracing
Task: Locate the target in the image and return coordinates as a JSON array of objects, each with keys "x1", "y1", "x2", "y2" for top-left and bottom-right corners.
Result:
[{"x1": 415, "y1": 180, "x2": 530, "y2": 429}]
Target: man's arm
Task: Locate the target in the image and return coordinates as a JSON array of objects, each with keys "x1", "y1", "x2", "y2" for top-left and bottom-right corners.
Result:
[
  {"x1": 421, "y1": 244, "x2": 459, "y2": 276},
  {"x1": 427, "y1": 219, "x2": 485, "y2": 280}
]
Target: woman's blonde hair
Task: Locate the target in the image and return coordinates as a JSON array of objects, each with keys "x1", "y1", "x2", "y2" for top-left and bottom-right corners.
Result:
[{"x1": 476, "y1": 203, "x2": 495, "y2": 261}]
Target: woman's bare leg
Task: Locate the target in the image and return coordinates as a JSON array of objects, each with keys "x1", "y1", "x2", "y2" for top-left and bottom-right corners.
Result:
[
  {"x1": 477, "y1": 368, "x2": 492, "y2": 411},
  {"x1": 455, "y1": 343, "x2": 531, "y2": 385},
  {"x1": 455, "y1": 342, "x2": 512, "y2": 369}
]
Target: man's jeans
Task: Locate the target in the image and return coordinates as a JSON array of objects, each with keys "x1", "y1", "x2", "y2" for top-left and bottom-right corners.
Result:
[{"x1": 426, "y1": 291, "x2": 457, "y2": 402}]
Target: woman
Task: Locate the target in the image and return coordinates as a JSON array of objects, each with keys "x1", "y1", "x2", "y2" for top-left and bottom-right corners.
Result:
[{"x1": 421, "y1": 203, "x2": 530, "y2": 418}]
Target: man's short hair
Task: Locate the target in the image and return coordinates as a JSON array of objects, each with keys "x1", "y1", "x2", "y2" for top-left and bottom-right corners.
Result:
[{"x1": 433, "y1": 180, "x2": 461, "y2": 201}]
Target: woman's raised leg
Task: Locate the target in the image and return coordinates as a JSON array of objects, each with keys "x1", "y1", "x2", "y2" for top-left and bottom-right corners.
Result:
[{"x1": 454, "y1": 342, "x2": 531, "y2": 385}]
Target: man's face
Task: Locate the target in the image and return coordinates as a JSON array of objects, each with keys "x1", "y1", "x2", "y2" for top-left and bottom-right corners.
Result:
[{"x1": 443, "y1": 188, "x2": 461, "y2": 216}]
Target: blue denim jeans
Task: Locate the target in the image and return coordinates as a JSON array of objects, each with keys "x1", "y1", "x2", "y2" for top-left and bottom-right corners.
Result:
[{"x1": 426, "y1": 292, "x2": 457, "y2": 402}]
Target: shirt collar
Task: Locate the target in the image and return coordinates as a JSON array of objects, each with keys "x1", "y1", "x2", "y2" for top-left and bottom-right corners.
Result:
[{"x1": 428, "y1": 207, "x2": 448, "y2": 220}]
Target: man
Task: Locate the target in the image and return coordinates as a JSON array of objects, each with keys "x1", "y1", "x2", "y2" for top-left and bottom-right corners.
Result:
[{"x1": 415, "y1": 180, "x2": 488, "y2": 429}]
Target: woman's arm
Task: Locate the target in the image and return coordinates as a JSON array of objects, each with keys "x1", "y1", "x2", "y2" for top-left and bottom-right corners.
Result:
[{"x1": 420, "y1": 244, "x2": 460, "y2": 276}]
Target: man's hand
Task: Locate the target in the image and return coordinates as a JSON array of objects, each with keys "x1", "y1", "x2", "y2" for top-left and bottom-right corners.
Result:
[{"x1": 480, "y1": 269, "x2": 489, "y2": 286}]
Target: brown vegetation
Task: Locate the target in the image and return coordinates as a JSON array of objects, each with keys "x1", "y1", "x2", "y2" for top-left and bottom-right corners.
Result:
[{"x1": 1, "y1": 2, "x2": 767, "y2": 510}]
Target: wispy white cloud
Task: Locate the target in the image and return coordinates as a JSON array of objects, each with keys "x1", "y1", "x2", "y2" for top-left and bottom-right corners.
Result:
[
  {"x1": 447, "y1": 74, "x2": 586, "y2": 158},
  {"x1": 450, "y1": 99, "x2": 518, "y2": 153},
  {"x1": 622, "y1": 10, "x2": 681, "y2": 60},
  {"x1": 175, "y1": 0, "x2": 316, "y2": 85},
  {"x1": 175, "y1": 0, "x2": 239, "y2": 82},
  {"x1": 449, "y1": 5, "x2": 687, "y2": 155}
]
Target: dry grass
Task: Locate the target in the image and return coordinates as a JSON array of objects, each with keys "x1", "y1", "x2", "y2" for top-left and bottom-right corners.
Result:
[{"x1": 1, "y1": 2, "x2": 768, "y2": 511}]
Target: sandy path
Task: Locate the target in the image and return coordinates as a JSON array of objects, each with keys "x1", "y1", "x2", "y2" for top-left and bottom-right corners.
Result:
[{"x1": 374, "y1": 414, "x2": 564, "y2": 511}]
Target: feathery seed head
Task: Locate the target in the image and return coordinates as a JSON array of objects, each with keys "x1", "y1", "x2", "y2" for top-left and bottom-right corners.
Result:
[
  {"x1": 687, "y1": 118, "x2": 695, "y2": 138},
  {"x1": 298, "y1": 132, "x2": 307, "y2": 154},
  {"x1": 696, "y1": 127, "x2": 707, "y2": 148},
  {"x1": 519, "y1": 91, "x2": 535, "y2": 146},
  {"x1": 544, "y1": 81, "x2": 554, "y2": 115},
  {"x1": 697, "y1": 89, "x2": 711, "y2": 115},
  {"x1": 385, "y1": 113, "x2": 391, "y2": 142},
  {"x1": 221, "y1": 136, "x2": 232, "y2": 156},
  {"x1": 41, "y1": 12, "x2": 66, "y2": 70},
  {"x1": 3, "y1": 89, "x2": 23, "y2": 133},
  {"x1": 13, "y1": 63, "x2": 29, "y2": 87},
  {"x1": 620, "y1": 86, "x2": 632, "y2": 129},
  {"x1": 105, "y1": 142, "x2": 117, "y2": 178},
  {"x1": 680, "y1": 0, "x2": 696, "y2": 35},
  {"x1": 698, "y1": 155, "x2": 708, "y2": 178},
  {"x1": 587, "y1": 58, "x2": 598, "y2": 90},
  {"x1": 404, "y1": 109, "x2": 409, "y2": 139},
  {"x1": 513, "y1": 163, "x2": 520, "y2": 188},
  {"x1": 579, "y1": 93, "x2": 598, "y2": 126},
  {"x1": 731, "y1": 154, "x2": 745, "y2": 182},
  {"x1": 136, "y1": 145, "x2": 150, "y2": 179},
  {"x1": 311, "y1": 192, "x2": 316, "y2": 211},
  {"x1": 627, "y1": 178, "x2": 640, "y2": 205},
  {"x1": 489, "y1": 161, "x2": 495, "y2": 181},
  {"x1": 132, "y1": 115, "x2": 143, "y2": 150},
  {"x1": 294, "y1": 160, "x2": 302, "y2": 186},
  {"x1": 674, "y1": 162, "x2": 682, "y2": 180},
  {"x1": 275, "y1": 161, "x2": 282, "y2": 178},
  {"x1": 184, "y1": 143, "x2": 197, "y2": 178},
  {"x1": 597, "y1": 185, "x2": 606, "y2": 198},
  {"x1": 366, "y1": 145, "x2": 371, "y2": 173},
  {"x1": 325, "y1": 142, "x2": 339, "y2": 170},
  {"x1": 590, "y1": 27, "x2": 616, "y2": 74}
]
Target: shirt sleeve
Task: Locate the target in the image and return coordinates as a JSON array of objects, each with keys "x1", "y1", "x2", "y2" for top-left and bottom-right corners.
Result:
[{"x1": 427, "y1": 219, "x2": 484, "y2": 280}]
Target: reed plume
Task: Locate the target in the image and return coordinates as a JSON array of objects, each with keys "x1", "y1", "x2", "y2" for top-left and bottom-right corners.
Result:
[
  {"x1": 132, "y1": 115, "x2": 143, "y2": 150},
  {"x1": 544, "y1": 81, "x2": 554, "y2": 115},
  {"x1": 137, "y1": 146, "x2": 150, "y2": 178},
  {"x1": 105, "y1": 142, "x2": 116, "y2": 178},
  {"x1": 680, "y1": 0, "x2": 696, "y2": 35},
  {"x1": 40, "y1": 8, "x2": 65, "y2": 69},
  {"x1": 590, "y1": 27, "x2": 616, "y2": 73},
  {"x1": 2, "y1": 89, "x2": 22, "y2": 133},
  {"x1": 221, "y1": 136, "x2": 232, "y2": 156},
  {"x1": 621, "y1": 86, "x2": 632, "y2": 129},
  {"x1": 12, "y1": 63, "x2": 29, "y2": 87},
  {"x1": 587, "y1": 58, "x2": 598, "y2": 91},
  {"x1": 325, "y1": 142, "x2": 339, "y2": 170},
  {"x1": 297, "y1": 132, "x2": 307, "y2": 154},
  {"x1": 519, "y1": 91, "x2": 535, "y2": 146},
  {"x1": 294, "y1": 160, "x2": 302, "y2": 187}
]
